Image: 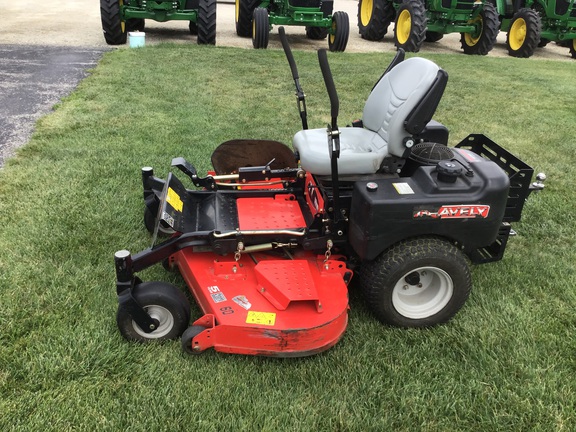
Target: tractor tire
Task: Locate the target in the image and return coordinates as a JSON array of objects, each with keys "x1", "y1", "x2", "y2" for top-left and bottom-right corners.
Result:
[
  {"x1": 189, "y1": 21, "x2": 198, "y2": 35},
  {"x1": 460, "y1": 2, "x2": 499, "y2": 55},
  {"x1": 197, "y1": 0, "x2": 217, "y2": 45},
  {"x1": 252, "y1": 8, "x2": 269, "y2": 49},
  {"x1": 126, "y1": 18, "x2": 145, "y2": 32},
  {"x1": 425, "y1": 31, "x2": 443, "y2": 42},
  {"x1": 186, "y1": 0, "x2": 199, "y2": 34},
  {"x1": 506, "y1": 8, "x2": 541, "y2": 58},
  {"x1": 117, "y1": 282, "x2": 191, "y2": 342},
  {"x1": 358, "y1": 237, "x2": 471, "y2": 327},
  {"x1": 181, "y1": 325, "x2": 208, "y2": 354},
  {"x1": 306, "y1": 26, "x2": 329, "y2": 40},
  {"x1": 393, "y1": 0, "x2": 427, "y2": 53},
  {"x1": 328, "y1": 11, "x2": 350, "y2": 52},
  {"x1": 100, "y1": 0, "x2": 127, "y2": 45},
  {"x1": 571, "y1": 39, "x2": 576, "y2": 59},
  {"x1": 358, "y1": 0, "x2": 395, "y2": 41},
  {"x1": 236, "y1": 0, "x2": 260, "y2": 37}
]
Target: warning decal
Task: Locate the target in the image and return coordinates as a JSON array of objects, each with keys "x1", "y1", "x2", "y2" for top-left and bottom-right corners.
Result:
[
  {"x1": 166, "y1": 187, "x2": 183, "y2": 212},
  {"x1": 246, "y1": 311, "x2": 276, "y2": 326},
  {"x1": 393, "y1": 183, "x2": 415, "y2": 195}
]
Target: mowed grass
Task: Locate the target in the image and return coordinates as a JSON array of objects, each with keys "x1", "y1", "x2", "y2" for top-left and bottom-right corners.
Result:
[{"x1": 0, "y1": 44, "x2": 575, "y2": 431}]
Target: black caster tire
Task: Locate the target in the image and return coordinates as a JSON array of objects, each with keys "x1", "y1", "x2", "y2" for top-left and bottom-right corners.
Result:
[
  {"x1": 181, "y1": 325, "x2": 207, "y2": 354},
  {"x1": 117, "y1": 282, "x2": 191, "y2": 342}
]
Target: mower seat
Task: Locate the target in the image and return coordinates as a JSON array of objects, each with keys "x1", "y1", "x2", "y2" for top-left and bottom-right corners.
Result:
[{"x1": 293, "y1": 57, "x2": 448, "y2": 176}]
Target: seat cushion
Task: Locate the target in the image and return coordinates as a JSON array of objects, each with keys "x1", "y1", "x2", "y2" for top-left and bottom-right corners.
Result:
[{"x1": 293, "y1": 127, "x2": 388, "y2": 175}]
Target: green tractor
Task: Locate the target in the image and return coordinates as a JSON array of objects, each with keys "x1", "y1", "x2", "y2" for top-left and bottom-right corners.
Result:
[
  {"x1": 358, "y1": 0, "x2": 500, "y2": 55},
  {"x1": 235, "y1": 0, "x2": 350, "y2": 51},
  {"x1": 493, "y1": 0, "x2": 576, "y2": 58},
  {"x1": 100, "y1": 0, "x2": 217, "y2": 45}
]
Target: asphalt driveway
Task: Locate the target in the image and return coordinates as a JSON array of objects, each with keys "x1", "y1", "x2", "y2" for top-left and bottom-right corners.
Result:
[{"x1": 0, "y1": 45, "x2": 107, "y2": 166}]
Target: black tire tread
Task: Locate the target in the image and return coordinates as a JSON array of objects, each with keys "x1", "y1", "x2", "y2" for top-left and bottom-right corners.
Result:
[
  {"x1": 358, "y1": 0, "x2": 395, "y2": 41},
  {"x1": 236, "y1": 0, "x2": 259, "y2": 37},
  {"x1": 358, "y1": 237, "x2": 471, "y2": 327},
  {"x1": 394, "y1": 0, "x2": 427, "y2": 53},
  {"x1": 197, "y1": 0, "x2": 217, "y2": 45},
  {"x1": 329, "y1": 11, "x2": 350, "y2": 52},
  {"x1": 100, "y1": 0, "x2": 127, "y2": 45},
  {"x1": 117, "y1": 282, "x2": 191, "y2": 342},
  {"x1": 506, "y1": 8, "x2": 542, "y2": 58},
  {"x1": 460, "y1": 2, "x2": 499, "y2": 55}
]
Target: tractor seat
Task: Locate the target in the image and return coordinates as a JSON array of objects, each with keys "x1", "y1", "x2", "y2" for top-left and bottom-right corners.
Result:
[{"x1": 293, "y1": 57, "x2": 447, "y2": 176}]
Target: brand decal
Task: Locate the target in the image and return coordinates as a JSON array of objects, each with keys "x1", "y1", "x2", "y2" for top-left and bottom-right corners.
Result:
[
  {"x1": 233, "y1": 295, "x2": 252, "y2": 310},
  {"x1": 414, "y1": 204, "x2": 490, "y2": 219},
  {"x1": 207, "y1": 285, "x2": 227, "y2": 303}
]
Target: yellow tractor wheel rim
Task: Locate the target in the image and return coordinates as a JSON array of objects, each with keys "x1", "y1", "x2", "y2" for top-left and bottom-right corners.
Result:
[
  {"x1": 509, "y1": 18, "x2": 527, "y2": 51},
  {"x1": 235, "y1": 0, "x2": 240, "y2": 23},
  {"x1": 120, "y1": 0, "x2": 126, "y2": 33},
  {"x1": 464, "y1": 16, "x2": 483, "y2": 47},
  {"x1": 360, "y1": 0, "x2": 374, "y2": 27},
  {"x1": 330, "y1": 20, "x2": 336, "y2": 44},
  {"x1": 397, "y1": 10, "x2": 412, "y2": 45}
]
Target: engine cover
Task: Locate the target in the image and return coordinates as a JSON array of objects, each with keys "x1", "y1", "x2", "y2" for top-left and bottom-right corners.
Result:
[{"x1": 349, "y1": 148, "x2": 510, "y2": 261}]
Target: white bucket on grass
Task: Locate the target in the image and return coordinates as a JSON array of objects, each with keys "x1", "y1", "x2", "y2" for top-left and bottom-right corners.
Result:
[{"x1": 129, "y1": 32, "x2": 145, "y2": 48}]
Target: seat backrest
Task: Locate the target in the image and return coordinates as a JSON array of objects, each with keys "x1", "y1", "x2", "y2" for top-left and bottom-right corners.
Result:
[{"x1": 362, "y1": 57, "x2": 444, "y2": 158}]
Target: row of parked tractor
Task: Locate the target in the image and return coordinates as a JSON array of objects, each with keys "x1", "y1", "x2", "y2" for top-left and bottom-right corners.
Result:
[{"x1": 100, "y1": 0, "x2": 576, "y2": 58}]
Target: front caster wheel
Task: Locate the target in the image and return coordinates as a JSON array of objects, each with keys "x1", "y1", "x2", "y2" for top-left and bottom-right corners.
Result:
[
  {"x1": 117, "y1": 281, "x2": 191, "y2": 342},
  {"x1": 359, "y1": 237, "x2": 471, "y2": 327}
]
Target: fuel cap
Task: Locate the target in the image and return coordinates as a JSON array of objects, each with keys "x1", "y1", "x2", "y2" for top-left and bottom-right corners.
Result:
[
  {"x1": 366, "y1": 182, "x2": 378, "y2": 192},
  {"x1": 436, "y1": 160, "x2": 462, "y2": 183}
]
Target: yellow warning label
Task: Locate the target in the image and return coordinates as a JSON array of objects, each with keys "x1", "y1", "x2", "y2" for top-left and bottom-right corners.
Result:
[
  {"x1": 166, "y1": 187, "x2": 183, "y2": 212},
  {"x1": 246, "y1": 311, "x2": 276, "y2": 326}
]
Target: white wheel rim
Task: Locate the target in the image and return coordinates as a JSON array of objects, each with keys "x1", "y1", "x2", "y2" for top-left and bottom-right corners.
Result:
[
  {"x1": 132, "y1": 305, "x2": 174, "y2": 339},
  {"x1": 392, "y1": 267, "x2": 453, "y2": 319}
]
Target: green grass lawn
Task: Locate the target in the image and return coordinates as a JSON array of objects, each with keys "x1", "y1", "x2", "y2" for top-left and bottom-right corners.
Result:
[{"x1": 0, "y1": 44, "x2": 575, "y2": 431}]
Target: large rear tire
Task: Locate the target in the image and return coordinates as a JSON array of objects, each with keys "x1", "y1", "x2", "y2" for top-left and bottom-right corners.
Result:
[
  {"x1": 393, "y1": 0, "x2": 426, "y2": 53},
  {"x1": 328, "y1": 11, "x2": 350, "y2": 52},
  {"x1": 569, "y1": 39, "x2": 576, "y2": 59},
  {"x1": 197, "y1": 0, "x2": 217, "y2": 45},
  {"x1": 506, "y1": 8, "x2": 541, "y2": 58},
  {"x1": 460, "y1": 3, "x2": 499, "y2": 55},
  {"x1": 252, "y1": 7, "x2": 270, "y2": 49},
  {"x1": 358, "y1": 237, "x2": 471, "y2": 327},
  {"x1": 100, "y1": 0, "x2": 127, "y2": 45},
  {"x1": 358, "y1": 0, "x2": 395, "y2": 41}
]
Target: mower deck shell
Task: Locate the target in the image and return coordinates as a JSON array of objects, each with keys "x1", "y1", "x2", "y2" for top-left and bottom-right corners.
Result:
[{"x1": 174, "y1": 249, "x2": 350, "y2": 357}]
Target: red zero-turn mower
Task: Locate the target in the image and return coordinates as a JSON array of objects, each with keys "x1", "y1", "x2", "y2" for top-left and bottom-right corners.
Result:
[{"x1": 114, "y1": 28, "x2": 545, "y2": 357}]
